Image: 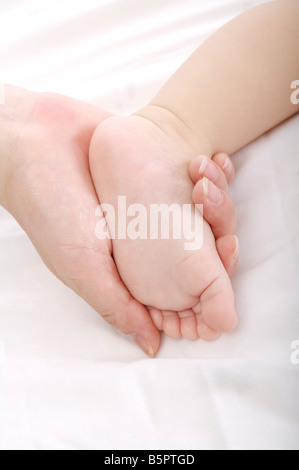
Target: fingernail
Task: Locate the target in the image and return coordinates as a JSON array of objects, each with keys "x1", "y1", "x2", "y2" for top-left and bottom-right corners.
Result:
[
  {"x1": 233, "y1": 235, "x2": 240, "y2": 258},
  {"x1": 198, "y1": 157, "x2": 208, "y2": 173},
  {"x1": 134, "y1": 335, "x2": 155, "y2": 358},
  {"x1": 198, "y1": 157, "x2": 218, "y2": 182},
  {"x1": 221, "y1": 155, "x2": 231, "y2": 171},
  {"x1": 203, "y1": 177, "x2": 223, "y2": 204}
]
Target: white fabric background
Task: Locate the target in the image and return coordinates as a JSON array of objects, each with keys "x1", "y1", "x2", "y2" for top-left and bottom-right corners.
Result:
[{"x1": 0, "y1": 0, "x2": 298, "y2": 450}]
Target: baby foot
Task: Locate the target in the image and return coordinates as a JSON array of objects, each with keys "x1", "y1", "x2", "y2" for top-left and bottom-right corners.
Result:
[{"x1": 90, "y1": 114, "x2": 237, "y2": 341}]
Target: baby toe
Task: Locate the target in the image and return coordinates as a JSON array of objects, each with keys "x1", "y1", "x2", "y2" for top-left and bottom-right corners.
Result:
[
  {"x1": 162, "y1": 311, "x2": 182, "y2": 340},
  {"x1": 196, "y1": 316, "x2": 221, "y2": 342},
  {"x1": 178, "y1": 310, "x2": 198, "y2": 341},
  {"x1": 148, "y1": 307, "x2": 163, "y2": 331},
  {"x1": 200, "y1": 276, "x2": 238, "y2": 333}
]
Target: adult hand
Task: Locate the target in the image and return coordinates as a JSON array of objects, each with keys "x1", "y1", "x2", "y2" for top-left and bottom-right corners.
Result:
[
  {"x1": 0, "y1": 85, "x2": 161, "y2": 356},
  {"x1": 0, "y1": 85, "x2": 238, "y2": 357}
]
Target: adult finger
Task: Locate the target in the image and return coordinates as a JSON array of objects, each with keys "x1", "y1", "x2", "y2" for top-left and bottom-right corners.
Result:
[
  {"x1": 216, "y1": 235, "x2": 240, "y2": 277},
  {"x1": 193, "y1": 177, "x2": 237, "y2": 238},
  {"x1": 189, "y1": 155, "x2": 229, "y2": 192},
  {"x1": 189, "y1": 153, "x2": 236, "y2": 190},
  {"x1": 212, "y1": 153, "x2": 235, "y2": 185}
]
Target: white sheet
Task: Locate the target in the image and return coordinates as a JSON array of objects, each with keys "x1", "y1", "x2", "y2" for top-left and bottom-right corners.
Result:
[{"x1": 0, "y1": 0, "x2": 298, "y2": 450}]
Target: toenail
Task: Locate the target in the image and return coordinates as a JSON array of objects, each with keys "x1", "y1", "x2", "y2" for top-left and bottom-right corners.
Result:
[
  {"x1": 192, "y1": 302, "x2": 202, "y2": 314},
  {"x1": 203, "y1": 177, "x2": 223, "y2": 204},
  {"x1": 199, "y1": 157, "x2": 218, "y2": 182}
]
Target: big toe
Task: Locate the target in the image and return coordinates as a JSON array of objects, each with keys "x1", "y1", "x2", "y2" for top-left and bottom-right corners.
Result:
[{"x1": 193, "y1": 275, "x2": 237, "y2": 333}]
